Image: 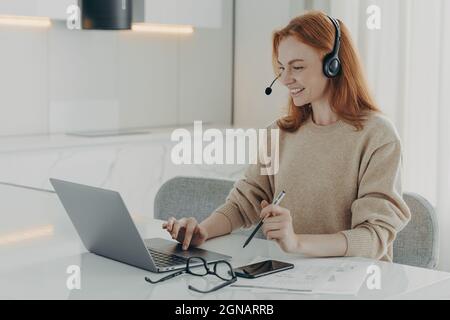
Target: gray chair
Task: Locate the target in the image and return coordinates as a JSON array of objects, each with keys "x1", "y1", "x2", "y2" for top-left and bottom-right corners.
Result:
[
  {"x1": 154, "y1": 176, "x2": 439, "y2": 269},
  {"x1": 393, "y1": 192, "x2": 439, "y2": 269},
  {"x1": 154, "y1": 176, "x2": 236, "y2": 224}
]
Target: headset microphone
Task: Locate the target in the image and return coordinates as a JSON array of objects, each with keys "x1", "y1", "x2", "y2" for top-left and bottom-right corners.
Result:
[{"x1": 265, "y1": 74, "x2": 281, "y2": 95}]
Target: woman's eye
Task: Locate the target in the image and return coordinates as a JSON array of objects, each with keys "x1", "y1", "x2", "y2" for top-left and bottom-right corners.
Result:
[
  {"x1": 278, "y1": 66, "x2": 285, "y2": 71},
  {"x1": 293, "y1": 67, "x2": 304, "y2": 70}
]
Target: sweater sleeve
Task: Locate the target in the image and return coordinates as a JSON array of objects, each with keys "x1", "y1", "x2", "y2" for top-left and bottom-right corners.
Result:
[
  {"x1": 212, "y1": 163, "x2": 274, "y2": 232},
  {"x1": 211, "y1": 127, "x2": 276, "y2": 232},
  {"x1": 340, "y1": 140, "x2": 411, "y2": 260}
]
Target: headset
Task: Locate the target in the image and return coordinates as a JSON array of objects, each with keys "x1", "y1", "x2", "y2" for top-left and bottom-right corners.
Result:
[
  {"x1": 322, "y1": 16, "x2": 341, "y2": 78},
  {"x1": 265, "y1": 15, "x2": 341, "y2": 95}
]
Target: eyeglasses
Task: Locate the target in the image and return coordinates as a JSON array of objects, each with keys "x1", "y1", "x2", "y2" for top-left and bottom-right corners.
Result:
[{"x1": 144, "y1": 257, "x2": 237, "y2": 294}]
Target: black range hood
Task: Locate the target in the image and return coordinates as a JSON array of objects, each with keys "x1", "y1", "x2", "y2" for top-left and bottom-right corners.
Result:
[{"x1": 80, "y1": 0, "x2": 132, "y2": 30}]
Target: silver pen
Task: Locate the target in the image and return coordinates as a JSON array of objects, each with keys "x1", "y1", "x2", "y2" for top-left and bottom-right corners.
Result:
[{"x1": 242, "y1": 190, "x2": 286, "y2": 248}]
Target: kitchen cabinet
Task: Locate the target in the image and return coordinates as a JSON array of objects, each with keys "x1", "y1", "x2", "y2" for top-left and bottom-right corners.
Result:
[
  {"x1": 133, "y1": 0, "x2": 223, "y2": 28},
  {"x1": 0, "y1": 0, "x2": 76, "y2": 20}
]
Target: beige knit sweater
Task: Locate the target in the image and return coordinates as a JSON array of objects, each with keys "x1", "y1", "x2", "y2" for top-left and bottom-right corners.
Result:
[{"x1": 213, "y1": 112, "x2": 411, "y2": 261}]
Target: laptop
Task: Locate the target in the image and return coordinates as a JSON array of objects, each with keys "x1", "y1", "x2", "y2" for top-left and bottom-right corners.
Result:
[{"x1": 50, "y1": 178, "x2": 231, "y2": 273}]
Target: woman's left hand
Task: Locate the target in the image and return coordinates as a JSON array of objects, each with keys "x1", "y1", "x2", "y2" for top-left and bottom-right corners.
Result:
[{"x1": 260, "y1": 200, "x2": 299, "y2": 253}]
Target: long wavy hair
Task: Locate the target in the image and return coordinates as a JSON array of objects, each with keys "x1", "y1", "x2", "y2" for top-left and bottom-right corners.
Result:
[{"x1": 273, "y1": 11, "x2": 380, "y2": 132}]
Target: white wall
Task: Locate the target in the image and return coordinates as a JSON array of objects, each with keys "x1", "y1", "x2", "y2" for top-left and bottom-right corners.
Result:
[
  {"x1": 233, "y1": 0, "x2": 311, "y2": 129},
  {"x1": 0, "y1": 0, "x2": 233, "y2": 136}
]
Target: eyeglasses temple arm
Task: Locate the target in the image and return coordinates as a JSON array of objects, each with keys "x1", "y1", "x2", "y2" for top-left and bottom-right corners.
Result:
[{"x1": 145, "y1": 270, "x2": 185, "y2": 284}]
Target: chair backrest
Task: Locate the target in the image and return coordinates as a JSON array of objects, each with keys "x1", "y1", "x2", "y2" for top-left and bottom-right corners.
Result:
[
  {"x1": 154, "y1": 176, "x2": 265, "y2": 239},
  {"x1": 154, "y1": 176, "x2": 236, "y2": 222},
  {"x1": 154, "y1": 177, "x2": 439, "y2": 269},
  {"x1": 393, "y1": 192, "x2": 439, "y2": 269}
]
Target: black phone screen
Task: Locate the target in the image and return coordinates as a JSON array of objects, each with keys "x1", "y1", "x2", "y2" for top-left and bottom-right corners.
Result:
[{"x1": 233, "y1": 260, "x2": 294, "y2": 278}]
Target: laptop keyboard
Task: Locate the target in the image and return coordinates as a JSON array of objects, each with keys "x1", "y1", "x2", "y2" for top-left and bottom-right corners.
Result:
[{"x1": 148, "y1": 248, "x2": 188, "y2": 267}]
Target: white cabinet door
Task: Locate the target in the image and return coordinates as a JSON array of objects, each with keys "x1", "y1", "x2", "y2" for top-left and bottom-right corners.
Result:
[
  {"x1": 0, "y1": 0, "x2": 37, "y2": 16},
  {"x1": 134, "y1": 0, "x2": 223, "y2": 28},
  {"x1": 0, "y1": 0, "x2": 76, "y2": 20},
  {"x1": 36, "y1": 0, "x2": 77, "y2": 20}
]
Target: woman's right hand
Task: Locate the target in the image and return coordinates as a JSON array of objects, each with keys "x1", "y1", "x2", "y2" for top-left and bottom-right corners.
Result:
[{"x1": 162, "y1": 217, "x2": 209, "y2": 250}]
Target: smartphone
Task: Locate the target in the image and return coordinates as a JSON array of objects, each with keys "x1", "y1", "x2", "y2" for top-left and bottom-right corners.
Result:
[{"x1": 233, "y1": 260, "x2": 294, "y2": 278}]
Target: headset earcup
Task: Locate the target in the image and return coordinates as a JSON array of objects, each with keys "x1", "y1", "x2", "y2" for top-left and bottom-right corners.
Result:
[
  {"x1": 323, "y1": 54, "x2": 341, "y2": 78},
  {"x1": 329, "y1": 58, "x2": 341, "y2": 76}
]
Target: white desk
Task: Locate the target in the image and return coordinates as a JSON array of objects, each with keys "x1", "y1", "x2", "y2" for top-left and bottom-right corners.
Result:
[{"x1": 0, "y1": 184, "x2": 449, "y2": 300}]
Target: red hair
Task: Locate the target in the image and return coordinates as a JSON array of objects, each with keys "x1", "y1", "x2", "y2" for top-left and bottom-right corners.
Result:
[{"x1": 273, "y1": 11, "x2": 380, "y2": 131}]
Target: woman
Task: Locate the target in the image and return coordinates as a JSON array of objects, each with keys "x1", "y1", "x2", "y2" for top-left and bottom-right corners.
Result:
[{"x1": 163, "y1": 11, "x2": 411, "y2": 262}]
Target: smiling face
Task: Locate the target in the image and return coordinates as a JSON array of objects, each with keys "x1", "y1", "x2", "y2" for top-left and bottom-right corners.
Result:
[{"x1": 277, "y1": 36, "x2": 330, "y2": 107}]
